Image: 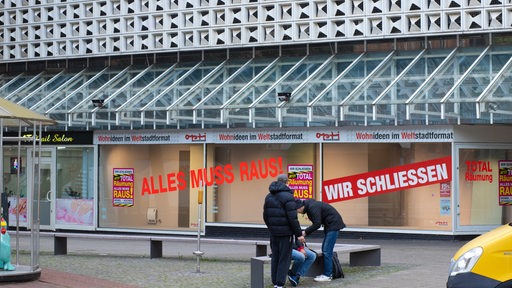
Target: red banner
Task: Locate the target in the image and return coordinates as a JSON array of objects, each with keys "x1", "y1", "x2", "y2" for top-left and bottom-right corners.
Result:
[{"x1": 322, "y1": 157, "x2": 452, "y2": 203}]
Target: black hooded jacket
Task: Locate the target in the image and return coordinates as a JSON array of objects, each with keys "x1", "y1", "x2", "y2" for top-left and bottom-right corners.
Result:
[
  {"x1": 302, "y1": 199, "x2": 346, "y2": 236},
  {"x1": 263, "y1": 181, "x2": 302, "y2": 238}
]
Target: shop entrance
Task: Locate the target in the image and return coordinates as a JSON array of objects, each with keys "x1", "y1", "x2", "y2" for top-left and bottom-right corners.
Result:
[{"x1": 27, "y1": 148, "x2": 56, "y2": 230}]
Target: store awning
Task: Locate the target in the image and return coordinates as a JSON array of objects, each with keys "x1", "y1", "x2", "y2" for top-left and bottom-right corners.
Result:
[
  {"x1": 0, "y1": 97, "x2": 56, "y2": 127},
  {"x1": 1, "y1": 45, "x2": 512, "y2": 130}
]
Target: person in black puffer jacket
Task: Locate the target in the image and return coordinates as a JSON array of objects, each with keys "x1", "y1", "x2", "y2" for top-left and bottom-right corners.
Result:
[
  {"x1": 297, "y1": 198, "x2": 346, "y2": 282},
  {"x1": 263, "y1": 174, "x2": 305, "y2": 288}
]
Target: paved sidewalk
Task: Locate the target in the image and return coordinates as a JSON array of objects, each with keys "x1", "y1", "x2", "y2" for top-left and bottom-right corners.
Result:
[
  {"x1": 2, "y1": 233, "x2": 466, "y2": 288},
  {"x1": 2, "y1": 268, "x2": 137, "y2": 288}
]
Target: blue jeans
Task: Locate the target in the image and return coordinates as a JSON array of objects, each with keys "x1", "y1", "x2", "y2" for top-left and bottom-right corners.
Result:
[
  {"x1": 321, "y1": 230, "x2": 339, "y2": 277},
  {"x1": 290, "y1": 247, "x2": 317, "y2": 277}
]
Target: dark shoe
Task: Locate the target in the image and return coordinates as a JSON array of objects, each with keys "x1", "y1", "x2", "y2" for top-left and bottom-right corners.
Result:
[{"x1": 288, "y1": 274, "x2": 298, "y2": 287}]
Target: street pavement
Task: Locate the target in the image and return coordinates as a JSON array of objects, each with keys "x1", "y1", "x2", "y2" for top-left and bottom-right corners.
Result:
[{"x1": 1, "y1": 232, "x2": 466, "y2": 288}]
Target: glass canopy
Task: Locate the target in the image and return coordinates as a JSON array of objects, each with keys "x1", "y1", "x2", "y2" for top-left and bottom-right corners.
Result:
[{"x1": 1, "y1": 45, "x2": 512, "y2": 131}]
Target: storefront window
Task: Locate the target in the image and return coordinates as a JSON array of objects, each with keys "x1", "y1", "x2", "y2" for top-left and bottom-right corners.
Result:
[
  {"x1": 98, "y1": 144, "x2": 203, "y2": 231},
  {"x1": 55, "y1": 147, "x2": 94, "y2": 227},
  {"x1": 97, "y1": 139, "x2": 457, "y2": 232},
  {"x1": 207, "y1": 142, "x2": 452, "y2": 230},
  {"x1": 458, "y1": 148, "x2": 512, "y2": 227},
  {"x1": 323, "y1": 142, "x2": 452, "y2": 231},
  {"x1": 4, "y1": 148, "x2": 28, "y2": 226},
  {"x1": 207, "y1": 143, "x2": 317, "y2": 225}
]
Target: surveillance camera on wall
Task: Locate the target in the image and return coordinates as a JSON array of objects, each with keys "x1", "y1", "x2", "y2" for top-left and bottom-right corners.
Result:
[
  {"x1": 92, "y1": 99, "x2": 105, "y2": 108},
  {"x1": 277, "y1": 92, "x2": 291, "y2": 102},
  {"x1": 487, "y1": 102, "x2": 498, "y2": 112}
]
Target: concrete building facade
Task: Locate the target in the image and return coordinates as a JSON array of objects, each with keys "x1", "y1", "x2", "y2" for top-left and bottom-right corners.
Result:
[{"x1": 2, "y1": 0, "x2": 512, "y2": 238}]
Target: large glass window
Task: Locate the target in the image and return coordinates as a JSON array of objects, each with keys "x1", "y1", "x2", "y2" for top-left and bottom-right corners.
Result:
[
  {"x1": 206, "y1": 142, "x2": 453, "y2": 230},
  {"x1": 323, "y1": 142, "x2": 452, "y2": 231},
  {"x1": 98, "y1": 144, "x2": 203, "y2": 231},
  {"x1": 4, "y1": 147, "x2": 28, "y2": 227},
  {"x1": 207, "y1": 143, "x2": 318, "y2": 225},
  {"x1": 97, "y1": 141, "x2": 456, "y2": 232},
  {"x1": 458, "y1": 148, "x2": 512, "y2": 228},
  {"x1": 55, "y1": 147, "x2": 95, "y2": 227}
]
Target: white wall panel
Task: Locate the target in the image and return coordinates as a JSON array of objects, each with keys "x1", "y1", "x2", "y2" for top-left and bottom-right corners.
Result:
[{"x1": 1, "y1": 0, "x2": 511, "y2": 61}]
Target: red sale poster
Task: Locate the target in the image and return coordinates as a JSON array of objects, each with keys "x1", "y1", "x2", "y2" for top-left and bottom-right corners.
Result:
[
  {"x1": 113, "y1": 168, "x2": 135, "y2": 207},
  {"x1": 288, "y1": 164, "x2": 314, "y2": 199},
  {"x1": 498, "y1": 160, "x2": 512, "y2": 206}
]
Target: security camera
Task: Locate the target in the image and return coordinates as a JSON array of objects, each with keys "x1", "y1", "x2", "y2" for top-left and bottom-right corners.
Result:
[
  {"x1": 92, "y1": 99, "x2": 104, "y2": 108},
  {"x1": 277, "y1": 92, "x2": 291, "y2": 102},
  {"x1": 487, "y1": 102, "x2": 498, "y2": 112}
]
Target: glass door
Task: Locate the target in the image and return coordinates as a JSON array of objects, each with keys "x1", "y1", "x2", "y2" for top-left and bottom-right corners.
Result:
[{"x1": 27, "y1": 148, "x2": 56, "y2": 230}]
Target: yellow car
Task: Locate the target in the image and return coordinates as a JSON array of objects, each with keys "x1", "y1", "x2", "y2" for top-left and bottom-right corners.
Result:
[{"x1": 447, "y1": 223, "x2": 512, "y2": 288}]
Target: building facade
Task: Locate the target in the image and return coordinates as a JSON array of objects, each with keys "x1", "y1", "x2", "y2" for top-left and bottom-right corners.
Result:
[{"x1": 2, "y1": 0, "x2": 512, "y2": 238}]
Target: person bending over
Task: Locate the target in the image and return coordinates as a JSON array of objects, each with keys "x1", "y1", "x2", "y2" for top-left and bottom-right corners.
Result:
[{"x1": 297, "y1": 198, "x2": 345, "y2": 282}]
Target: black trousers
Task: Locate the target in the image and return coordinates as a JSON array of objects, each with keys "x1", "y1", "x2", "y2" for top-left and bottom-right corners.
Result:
[{"x1": 270, "y1": 235, "x2": 293, "y2": 286}]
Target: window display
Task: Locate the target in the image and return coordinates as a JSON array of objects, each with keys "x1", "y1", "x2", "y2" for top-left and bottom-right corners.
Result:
[
  {"x1": 56, "y1": 147, "x2": 95, "y2": 227},
  {"x1": 323, "y1": 143, "x2": 451, "y2": 230},
  {"x1": 98, "y1": 144, "x2": 201, "y2": 231},
  {"x1": 458, "y1": 148, "x2": 512, "y2": 227}
]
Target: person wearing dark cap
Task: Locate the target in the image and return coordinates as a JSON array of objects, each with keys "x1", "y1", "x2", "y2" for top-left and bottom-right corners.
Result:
[
  {"x1": 276, "y1": 173, "x2": 289, "y2": 183},
  {"x1": 297, "y1": 198, "x2": 346, "y2": 282},
  {"x1": 263, "y1": 174, "x2": 305, "y2": 288},
  {"x1": 287, "y1": 199, "x2": 317, "y2": 287}
]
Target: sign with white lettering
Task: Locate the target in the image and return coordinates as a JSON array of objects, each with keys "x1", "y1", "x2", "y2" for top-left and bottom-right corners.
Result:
[{"x1": 322, "y1": 157, "x2": 452, "y2": 203}]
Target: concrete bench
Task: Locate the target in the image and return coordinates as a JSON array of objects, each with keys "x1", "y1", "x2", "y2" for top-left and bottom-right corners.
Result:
[
  {"x1": 250, "y1": 243, "x2": 381, "y2": 288},
  {"x1": 17, "y1": 231, "x2": 270, "y2": 259},
  {"x1": 149, "y1": 236, "x2": 269, "y2": 259}
]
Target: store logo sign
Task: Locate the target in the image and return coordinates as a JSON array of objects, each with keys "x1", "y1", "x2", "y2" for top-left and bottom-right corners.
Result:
[
  {"x1": 185, "y1": 133, "x2": 206, "y2": 142},
  {"x1": 315, "y1": 132, "x2": 340, "y2": 141},
  {"x1": 4, "y1": 131, "x2": 93, "y2": 145}
]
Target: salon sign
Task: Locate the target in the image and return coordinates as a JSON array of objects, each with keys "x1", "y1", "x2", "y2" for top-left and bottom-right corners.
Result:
[{"x1": 322, "y1": 157, "x2": 452, "y2": 203}]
